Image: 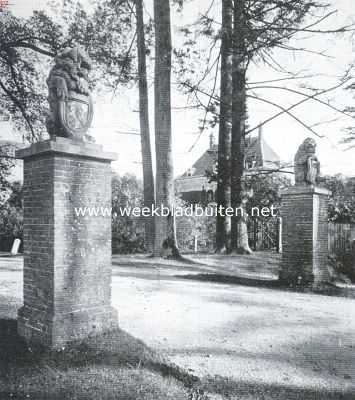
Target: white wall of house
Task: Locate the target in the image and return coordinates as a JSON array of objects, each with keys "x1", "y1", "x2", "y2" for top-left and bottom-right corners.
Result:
[{"x1": 0, "y1": 117, "x2": 25, "y2": 183}]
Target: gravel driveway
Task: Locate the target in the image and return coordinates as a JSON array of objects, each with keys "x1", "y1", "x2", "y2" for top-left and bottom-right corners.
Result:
[{"x1": 1, "y1": 254, "x2": 355, "y2": 399}]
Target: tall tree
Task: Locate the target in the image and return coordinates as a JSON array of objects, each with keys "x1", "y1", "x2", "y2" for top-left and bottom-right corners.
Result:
[
  {"x1": 175, "y1": 0, "x2": 353, "y2": 253},
  {"x1": 215, "y1": 0, "x2": 233, "y2": 254},
  {"x1": 228, "y1": 0, "x2": 335, "y2": 253},
  {"x1": 153, "y1": 0, "x2": 179, "y2": 257},
  {"x1": 135, "y1": 0, "x2": 155, "y2": 252},
  {"x1": 230, "y1": 0, "x2": 251, "y2": 253}
]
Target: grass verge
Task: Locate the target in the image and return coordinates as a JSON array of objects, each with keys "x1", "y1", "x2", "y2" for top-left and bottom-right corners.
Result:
[{"x1": 0, "y1": 316, "x2": 208, "y2": 400}]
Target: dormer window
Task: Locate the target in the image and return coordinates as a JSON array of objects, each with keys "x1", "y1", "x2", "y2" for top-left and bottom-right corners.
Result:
[
  {"x1": 186, "y1": 167, "x2": 195, "y2": 177},
  {"x1": 245, "y1": 157, "x2": 256, "y2": 170}
]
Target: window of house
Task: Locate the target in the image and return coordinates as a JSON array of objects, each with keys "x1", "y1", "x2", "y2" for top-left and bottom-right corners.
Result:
[
  {"x1": 207, "y1": 190, "x2": 214, "y2": 203},
  {"x1": 245, "y1": 157, "x2": 257, "y2": 169},
  {"x1": 186, "y1": 167, "x2": 195, "y2": 177}
]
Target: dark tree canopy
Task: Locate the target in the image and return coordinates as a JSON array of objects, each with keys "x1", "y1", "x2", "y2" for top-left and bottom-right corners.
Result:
[
  {"x1": 322, "y1": 174, "x2": 355, "y2": 223},
  {"x1": 0, "y1": 1, "x2": 136, "y2": 141}
]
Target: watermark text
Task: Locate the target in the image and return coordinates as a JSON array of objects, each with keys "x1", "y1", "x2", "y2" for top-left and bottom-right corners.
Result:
[{"x1": 74, "y1": 204, "x2": 278, "y2": 218}]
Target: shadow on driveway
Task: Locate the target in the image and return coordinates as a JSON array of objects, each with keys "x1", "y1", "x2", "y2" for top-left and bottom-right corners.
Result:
[
  {"x1": 176, "y1": 272, "x2": 355, "y2": 299},
  {"x1": 202, "y1": 375, "x2": 355, "y2": 400}
]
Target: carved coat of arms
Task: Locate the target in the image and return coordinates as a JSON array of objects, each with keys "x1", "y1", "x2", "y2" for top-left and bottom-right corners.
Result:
[{"x1": 46, "y1": 46, "x2": 93, "y2": 141}]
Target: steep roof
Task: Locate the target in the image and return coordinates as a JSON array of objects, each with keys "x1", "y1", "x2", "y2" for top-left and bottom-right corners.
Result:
[
  {"x1": 178, "y1": 134, "x2": 280, "y2": 179},
  {"x1": 261, "y1": 139, "x2": 280, "y2": 166},
  {"x1": 179, "y1": 144, "x2": 218, "y2": 178}
]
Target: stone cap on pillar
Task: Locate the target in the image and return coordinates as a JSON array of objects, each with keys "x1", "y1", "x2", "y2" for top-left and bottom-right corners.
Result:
[
  {"x1": 16, "y1": 137, "x2": 117, "y2": 162},
  {"x1": 281, "y1": 185, "x2": 331, "y2": 197}
]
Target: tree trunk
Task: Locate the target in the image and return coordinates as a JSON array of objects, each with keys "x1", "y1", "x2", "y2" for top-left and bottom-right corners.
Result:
[
  {"x1": 230, "y1": 0, "x2": 252, "y2": 254},
  {"x1": 215, "y1": 0, "x2": 233, "y2": 254},
  {"x1": 153, "y1": 0, "x2": 179, "y2": 258},
  {"x1": 135, "y1": 0, "x2": 155, "y2": 253}
]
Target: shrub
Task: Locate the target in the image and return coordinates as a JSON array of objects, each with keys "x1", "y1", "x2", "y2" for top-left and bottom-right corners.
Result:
[
  {"x1": 111, "y1": 173, "x2": 146, "y2": 254},
  {"x1": 0, "y1": 181, "x2": 23, "y2": 252},
  {"x1": 328, "y1": 252, "x2": 355, "y2": 283}
]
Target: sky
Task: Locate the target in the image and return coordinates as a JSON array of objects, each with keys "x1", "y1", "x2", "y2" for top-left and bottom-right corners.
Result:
[{"x1": 4, "y1": 0, "x2": 355, "y2": 178}]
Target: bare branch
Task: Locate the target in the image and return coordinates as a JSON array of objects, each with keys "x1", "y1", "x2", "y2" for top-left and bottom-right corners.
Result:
[
  {"x1": 186, "y1": 60, "x2": 220, "y2": 152},
  {"x1": 111, "y1": 30, "x2": 137, "y2": 101},
  {"x1": 248, "y1": 74, "x2": 318, "y2": 85},
  {"x1": 310, "y1": 117, "x2": 340, "y2": 128},
  {"x1": 276, "y1": 43, "x2": 333, "y2": 59},
  {"x1": 246, "y1": 80, "x2": 352, "y2": 135},
  {"x1": 4, "y1": 41, "x2": 55, "y2": 57},
  {"x1": 247, "y1": 93, "x2": 323, "y2": 138},
  {"x1": 247, "y1": 83, "x2": 354, "y2": 120}
]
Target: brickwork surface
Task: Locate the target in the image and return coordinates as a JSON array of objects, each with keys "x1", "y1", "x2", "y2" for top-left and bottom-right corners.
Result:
[
  {"x1": 280, "y1": 186, "x2": 330, "y2": 286},
  {"x1": 17, "y1": 140, "x2": 117, "y2": 348}
]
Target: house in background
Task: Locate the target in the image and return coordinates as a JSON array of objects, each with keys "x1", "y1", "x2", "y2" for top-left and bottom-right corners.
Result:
[
  {"x1": 175, "y1": 127, "x2": 281, "y2": 205},
  {"x1": 0, "y1": 110, "x2": 25, "y2": 183}
]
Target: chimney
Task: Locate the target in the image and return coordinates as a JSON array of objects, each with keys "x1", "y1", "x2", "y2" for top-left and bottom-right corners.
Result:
[
  {"x1": 258, "y1": 124, "x2": 263, "y2": 142},
  {"x1": 209, "y1": 132, "x2": 215, "y2": 150},
  {"x1": 258, "y1": 124, "x2": 264, "y2": 166}
]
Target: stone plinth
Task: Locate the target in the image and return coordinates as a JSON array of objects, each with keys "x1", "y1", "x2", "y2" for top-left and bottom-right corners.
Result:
[
  {"x1": 280, "y1": 186, "x2": 331, "y2": 286},
  {"x1": 16, "y1": 137, "x2": 118, "y2": 348}
]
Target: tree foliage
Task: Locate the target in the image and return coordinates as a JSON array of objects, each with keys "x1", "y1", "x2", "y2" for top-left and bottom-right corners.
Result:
[
  {"x1": 111, "y1": 172, "x2": 146, "y2": 254},
  {"x1": 0, "y1": 144, "x2": 15, "y2": 194},
  {"x1": 244, "y1": 173, "x2": 291, "y2": 217},
  {"x1": 0, "y1": 1, "x2": 136, "y2": 141},
  {"x1": 0, "y1": 181, "x2": 23, "y2": 252},
  {"x1": 322, "y1": 174, "x2": 355, "y2": 223},
  {"x1": 0, "y1": 11, "x2": 56, "y2": 139}
]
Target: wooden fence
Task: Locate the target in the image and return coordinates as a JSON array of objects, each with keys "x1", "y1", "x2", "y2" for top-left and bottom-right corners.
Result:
[
  {"x1": 176, "y1": 216, "x2": 355, "y2": 256},
  {"x1": 328, "y1": 222, "x2": 355, "y2": 257},
  {"x1": 176, "y1": 214, "x2": 281, "y2": 253},
  {"x1": 247, "y1": 218, "x2": 281, "y2": 252}
]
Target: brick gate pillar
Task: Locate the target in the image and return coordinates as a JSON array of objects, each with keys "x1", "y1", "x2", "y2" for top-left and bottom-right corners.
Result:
[
  {"x1": 279, "y1": 186, "x2": 331, "y2": 287},
  {"x1": 16, "y1": 137, "x2": 118, "y2": 348}
]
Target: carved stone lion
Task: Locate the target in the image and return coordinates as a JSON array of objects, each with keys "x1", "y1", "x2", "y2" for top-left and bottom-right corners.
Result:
[
  {"x1": 46, "y1": 45, "x2": 93, "y2": 140},
  {"x1": 294, "y1": 138, "x2": 320, "y2": 186}
]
